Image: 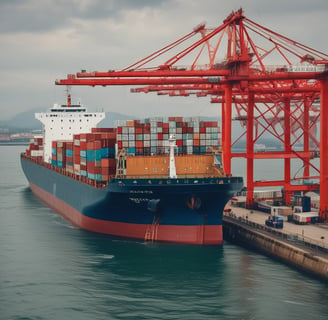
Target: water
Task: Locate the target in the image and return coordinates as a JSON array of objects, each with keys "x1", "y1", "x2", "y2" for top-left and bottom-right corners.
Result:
[{"x1": 1, "y1": 146, "x2": 328, "y2": 320}]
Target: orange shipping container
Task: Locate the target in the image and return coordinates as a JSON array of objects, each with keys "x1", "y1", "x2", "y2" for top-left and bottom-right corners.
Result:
[
  {"x1": 101, "y1": 158, "x2": 116, "y2": 168},
  {"x1": 125, "y1": 154, "x2": 218, "y2": 177}
]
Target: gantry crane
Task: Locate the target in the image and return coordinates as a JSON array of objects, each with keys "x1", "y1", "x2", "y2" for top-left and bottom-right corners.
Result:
[{"x1": 56, "y1": 9, "x2": 328, "y2": 221}]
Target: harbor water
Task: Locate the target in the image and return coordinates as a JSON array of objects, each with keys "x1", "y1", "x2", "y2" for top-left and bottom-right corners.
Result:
[{"x1": 1, "y1": 146, "x2": 328, "y2": 320}]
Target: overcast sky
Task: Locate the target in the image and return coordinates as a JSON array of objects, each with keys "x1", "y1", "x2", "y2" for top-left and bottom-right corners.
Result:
[{"x1": 1, "y1": 0, "x2": 328, "y2": 121}]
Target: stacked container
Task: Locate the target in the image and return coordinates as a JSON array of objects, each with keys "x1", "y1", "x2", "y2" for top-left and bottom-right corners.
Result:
[
  {"x1": 50, "y1": 128, "x2": 117, "y2": 182},
  {"x1": 116, "y1": 117, "x2": 221, "y2": 156},
  {"x1": 26, "y1": 136, "x2": 43, "y2": 158},
  {"x1": 30, "y1": 116, "x2": 221, "y2": 182}
]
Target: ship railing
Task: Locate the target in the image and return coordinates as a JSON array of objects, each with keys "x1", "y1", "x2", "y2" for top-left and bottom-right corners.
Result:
[
  {"x1": 223, "y1": 212, "x2": 328, "y2": 254},
  {"x1": 114, "y1": 175, "x2": 242, "y2": 185}
]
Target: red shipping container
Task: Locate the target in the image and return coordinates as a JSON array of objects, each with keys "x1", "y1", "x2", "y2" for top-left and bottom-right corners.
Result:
[
  {"x1": 66, "y1": 141, "x2": 73, "y2": 149},
  {"x1": 101, "y1": 158, "x2": 109, "y2": 167},
  {"x1": 86, "y1": 141, "x2": 94, "y2": 150},
  {"x1": 92, "y1": 127, "x2": 116, "y2": 133},
  {"x1": 80, "y1": 141, "x2": 87, "y2": 150},
  {"x1": 66, "y1": 156, "x2": 73, "y2": 163},
  {"x1": 94, "y1": 140, "x2": 101, "y2": 149},
  {"x1": 200, "y1": 127, "x2": 206, "y2": 133},
  {"x1": 157, "y1": 133, "x2": 163, "y2": 140},
  {"x1": 87, "y1": 162, "x2": 95, "y2": 174},
  {"x1": 101, "y1": 167, "x2": 109, "y2": 175},
  {"x1": 136, "y1": 141, "x2": 143, "y2": 148},
  {"x1": 117, "y1": 127, "x2": 123, "y2": 134},
  {"x1": 108, "y1": 138, "x2": 116, "y2": 147},
  {"x1": 117, "y1": 141, "x2": 123, "y2": 149},
  {"x1": 176, "y1": 140, "x2": 183, "y2": 147}
]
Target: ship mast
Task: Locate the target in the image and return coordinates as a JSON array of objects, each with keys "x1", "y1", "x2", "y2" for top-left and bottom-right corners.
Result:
[{"x1": 168, "y1": 134, "x2": 177, "y2": 179}]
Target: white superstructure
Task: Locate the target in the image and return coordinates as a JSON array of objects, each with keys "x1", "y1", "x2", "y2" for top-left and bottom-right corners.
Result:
[{"x1": 36, "y1": 99, "x2": 105, "y2": 163}]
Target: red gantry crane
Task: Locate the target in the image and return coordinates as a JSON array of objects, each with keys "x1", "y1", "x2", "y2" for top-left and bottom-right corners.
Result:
[{"x1": 56, "y1": 9, "x2": 328, "y2": 220}]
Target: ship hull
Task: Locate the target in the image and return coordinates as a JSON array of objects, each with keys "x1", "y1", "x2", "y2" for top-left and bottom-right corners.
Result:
[{"x1": 21, "y1": 156, "x2": 243, "y2": 245}]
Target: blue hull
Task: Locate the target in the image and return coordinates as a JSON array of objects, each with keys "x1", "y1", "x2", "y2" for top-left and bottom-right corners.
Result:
[{"x1": 21, "y1": 155, "x2": 243, "y2": 244}]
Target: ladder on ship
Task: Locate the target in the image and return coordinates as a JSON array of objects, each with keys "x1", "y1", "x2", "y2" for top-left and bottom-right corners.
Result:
[
  {"x1": 116, "y1": 149, "x2": 127, "y2": 178},
  {"x1": 144, "y1": 216, "x2": 160, "y2": 242}
]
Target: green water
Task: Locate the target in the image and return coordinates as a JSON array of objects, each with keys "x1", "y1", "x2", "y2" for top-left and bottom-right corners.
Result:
[{"x1": 1, "y1": 146, "x2": 327, "y2": 320}]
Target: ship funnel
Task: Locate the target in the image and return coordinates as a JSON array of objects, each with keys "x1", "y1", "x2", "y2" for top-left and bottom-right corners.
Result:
[{"x1": 168, "y1": 134, "x2": 177, "y2": 179}]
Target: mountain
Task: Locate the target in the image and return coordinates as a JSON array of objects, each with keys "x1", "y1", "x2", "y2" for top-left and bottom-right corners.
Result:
[{"x1": 5, "y1": 108, "x2": 44, "y2": 130}]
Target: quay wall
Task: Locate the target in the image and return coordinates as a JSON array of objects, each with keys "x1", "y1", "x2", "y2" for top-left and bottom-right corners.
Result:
[{"x1": 223, "y1": 217, "x2": 328, "y2": 281}]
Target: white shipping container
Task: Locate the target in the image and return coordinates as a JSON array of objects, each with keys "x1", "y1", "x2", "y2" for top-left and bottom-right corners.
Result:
[
  {"x1": 293, "y1": 212, "x2": 319, "y2": 223},
  {"x1": 121, "y1": 134, "x2": 128, "y2": 141},
  {"x1": 115, "y1": 120, "x2": 126, "y2": 127},
  {"x1": 31, "y1": 150, "x2": 43, "y2": 157}
]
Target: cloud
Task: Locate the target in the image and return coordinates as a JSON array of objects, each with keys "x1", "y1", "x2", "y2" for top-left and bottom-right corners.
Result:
[{"x1": 0, "y1": 0, "x2": 327, "y2": 120}]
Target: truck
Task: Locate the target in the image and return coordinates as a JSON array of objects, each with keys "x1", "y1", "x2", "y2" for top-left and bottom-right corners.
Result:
[{"x1": 265, "y1": 215, "x2": 284, "y2": 229}]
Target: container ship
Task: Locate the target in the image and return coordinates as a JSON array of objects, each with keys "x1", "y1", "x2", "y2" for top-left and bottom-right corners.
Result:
[{"x1": 20, "y1": 96, "x2": 243, "y2": 245}]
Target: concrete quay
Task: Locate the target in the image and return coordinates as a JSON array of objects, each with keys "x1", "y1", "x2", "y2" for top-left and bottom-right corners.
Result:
[{"x1": 222, "y1": 203, "x2": 328, "y2": 281}]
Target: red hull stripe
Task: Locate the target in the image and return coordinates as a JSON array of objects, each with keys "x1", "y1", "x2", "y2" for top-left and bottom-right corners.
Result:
[{"x1": 30, "y1": 183, "x2": 223, "y2": 245}]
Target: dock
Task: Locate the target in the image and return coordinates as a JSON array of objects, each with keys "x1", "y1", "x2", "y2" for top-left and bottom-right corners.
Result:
[{"x1": 223, "y1": 203, "x2": 328, "y2": 281}]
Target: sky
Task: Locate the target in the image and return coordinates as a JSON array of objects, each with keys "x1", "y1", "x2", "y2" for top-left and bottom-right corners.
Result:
[{"x1": 1, "y1": 0, "x2": 328, "y2": 121}]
